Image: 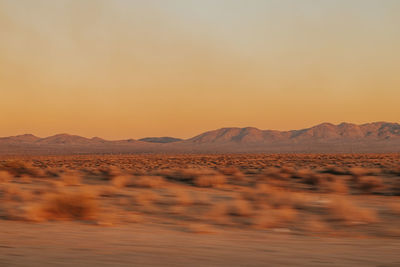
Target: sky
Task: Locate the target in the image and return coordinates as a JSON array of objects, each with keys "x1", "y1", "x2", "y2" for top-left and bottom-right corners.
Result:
[{"x1": 1, "y1": 0, "x2": 399, "y2": 139}]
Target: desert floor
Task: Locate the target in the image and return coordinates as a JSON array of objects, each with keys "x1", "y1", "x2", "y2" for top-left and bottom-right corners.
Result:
[{"x1": 0, "y1": 154, "x2": 400, "y2": 266}]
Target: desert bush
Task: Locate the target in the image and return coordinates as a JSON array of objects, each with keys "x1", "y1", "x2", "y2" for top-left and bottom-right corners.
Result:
[
  {"x1": 388, "y1": 201, "x2": 400, "y2": 215},
  {"x1": 228, "y1": 199, "x2": 253, "y2": 217},
  {"x1": 205, "y1": 202, "x2": 231, "y2": 225},
  {"x1": 60, "y1": 172, "x2": 82, "y2": 186},
  {"x1": 132, "y1": 191, "x2": 160, "y2": 209},
  {"x1": 164, "y1": 168, "x2": 218, "y2": 183},
  {"x1": 219, "y1": 167, "x2": 242, "y2": 177},
  {"x1": 356, "y1": 176, "x2": 384, "y2": 193},
  {"x1": 44, "y1": 168, "x2": 61, "y2": 178},
  {"x1": 131, "y1": 176, "x2": 165, "y2": 188},
  {"x1": 0, "y1": 171, "x2": 13, "y2": 183},
  {"x1": 170, "y1": 188, "x2": 193, "y2": 206},
  {"x1": 303, "y1": 217, "x2": 331, "y2": 233},
  {"x1": 243, "y1": 184, "x2": 310, "y2": 210},
  {"x1": 2, "y1": 161, "x2": 44, "y2": 177},
  {"x1": 321, "y1": 166, "x2": 347, "y2": 175},
  {"x1": 349, "y1": 167, "x2": 370, "y2": 177},
  {"x1": 302, "y1": 173, "x2": 325, "y2": 186},
  {"x1": 193, "y1": 175, "x2": 226, "y2": 187},
  {"x1": 326, "y1": 196, "x2": 378, "y2": 224},
  {"x1": 261, "y1": 167, "x2": 281, "y2": 177},
  {"x1": 293, "y1": 168, "x2": 315, "y2": 179},
  {"x1": 99, "y1": 166, "x2": 123, "y2": 180},
  {"x1": 323, "y1": 178, "x2": 349, "y2": 194},
  {"x1": 98, "y1": 185, "x2": 121, "y2": 197},
  {"x1": 0, "y1": 184, "x2": 35, "y2": 202},
  {"x1": 111, "y1": 175, "x2": 132, "y2": 188},
  {"x1": 35, "y1": 191, "x2": 98, "y2": 221},
  {"x1": 252, "y1": 206, "x2": 297, "y2": 229}
]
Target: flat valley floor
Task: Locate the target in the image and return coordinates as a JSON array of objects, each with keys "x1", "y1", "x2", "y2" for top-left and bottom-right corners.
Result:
[{"x1": 0, "y1": 154, "x2": 400, "y2": 266}]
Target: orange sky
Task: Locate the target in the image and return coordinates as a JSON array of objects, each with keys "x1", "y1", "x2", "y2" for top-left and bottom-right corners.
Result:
[{"x1": 1, "y1": 0, "x2": 399, "y2": 139}]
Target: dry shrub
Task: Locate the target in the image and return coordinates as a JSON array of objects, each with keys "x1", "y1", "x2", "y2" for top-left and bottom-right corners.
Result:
[
  {"x1": 243, "y1": 184, "x2": 310, "y2": 210},
  {"x1": 131, "y1": 176, "x2": 165, "y2": 188},
  {"x1": 45, "y1": 168, "x2": 61, "y2": 178},
  {"x1": 167, "y1": 205, "x2": 187, "y2": 215},
  {"x1": 326, "y1": 196, "x2": 378, "y2": 224},
  {"x1": 321, "y1": 166, "x2": 347, "y2": 175},
  {"x1": 98, "y1": 185, "x2": 121, "y2": 197},
  {"x1": 260, "y1": 167, "x2": 295, "y2": 182},
  {"x1": 205, "y1": 202, "x2": 231, "y2": 225},
  {"x1": 1, "y1": 184, "x2": 35, "y2": 202},
  {"x1": 34, "y1": 191, "x2": 99, "y2": 221},
  {"x1": 2, "y1": 160, "x2": 44, "y2": 177},
  {"x1": 133, "y1": 191, "x2": 160, "y2": 207},
  {"x1": 60, "y1": 172, "x2": 82, "y2": 186},
  {"x1": 46, "y1": 179, "x2": 64, "y2": 190},
  {"x1": 356, "y1": 176, "x2": 384, "y2": 193},
  {"x1": 349, "y1": 167, "x2": 370, "y2": 177},
  {"x1": 192, "y1": 193, "x2": 211, "y2": 205},
  {"x1": 294, "y1": 169, "x2": 325, "y2": 186},
  {"x1": 155, "y1": 187, "x2": 193, "y2": 206},
  {"x1": 228, "y1": 199, "x2": 253, "y2": 217},
  {"x1": 280, "y1": 166, "x2": 296, "y2": 175},
  {"x1": 323, "y1": 178, "x2": 349, "y2": 194},
  {"x1": 303, "y1": 217, "x2": 331, "y2": 233},
  {"x1": 19, "y1": 175, "x2": 32, "y2": 184},
  {"x1": 171, "y1": 188, "x2": 193, "y2": 205},
  {"x1": 219, "y1": 167, "x2": 241, "y2": 176},
  {"x1": 388, "y1": 201, "x2": 400, "y2": 215},
  {"x1": 261, "y1": 167, "x2": 281, "y2": 177},
  {"x1": 293, "y1": 168, "x2": 315, "y2": 179},
  {"x1": 165, "y1": 168, "x2": 217, "y2": 182},
  {"x1": 350, "y1": 167, "x2": 380, "y2": 177},
  {"x1": 252, "y1": 206, "x2": 297, "y2": 229},
  {"x1": 99, "y1": 166, "x2": 123, "y2": 180},
  {"x1": 111, "y1": 175, "x2": 132, "y2": 188},
  {"x1": 194, "y1": 175, "x2": 226, "y2": 187},
  {"x1": 219, "y1": 167, "x2": 245, "y2": 181},
  {"x1": 0, "y1": 171, "x2": 13, "y2": 182}
]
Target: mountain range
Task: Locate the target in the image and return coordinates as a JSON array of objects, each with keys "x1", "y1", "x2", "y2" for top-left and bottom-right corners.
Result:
[{"x1": 1, "y1": 122, "x2": 399, "y2": 154}]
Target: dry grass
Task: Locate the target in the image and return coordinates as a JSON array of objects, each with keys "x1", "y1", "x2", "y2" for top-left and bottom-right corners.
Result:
[
  {"x1": 356, "y1": 176, "x2": 385, "y2": 193},
  {"x1": 194, "y1": 174, "x2": 226, "y2": 187},
  {"x1": 0, "y1": 154, "x2": 398, "y2": 237},
  {"x1": 131, "y1": 176, "x2": 165, "y2": 188},
  {"x1": 326, "y1": 196, "x2": 378, "y2": 224},
  {"x1": 60, "y1": 172, "x2": 82, "y2": 186},
  {"x1": 0, "y1": 171, "x2": 13, "y2": 183},
  {"x1": 34, "y1": 191, "x2": 99, "y2": 221}
]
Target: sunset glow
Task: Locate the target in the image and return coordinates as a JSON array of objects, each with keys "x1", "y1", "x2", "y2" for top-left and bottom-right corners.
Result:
[{"x1": 1, "y1": 0, "x2": 399, "y2": 139}]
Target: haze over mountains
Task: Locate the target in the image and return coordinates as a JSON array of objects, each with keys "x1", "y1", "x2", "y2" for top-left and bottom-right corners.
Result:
[{"x1": 1, "y1": 122, "x2": 399, "y2": 155}]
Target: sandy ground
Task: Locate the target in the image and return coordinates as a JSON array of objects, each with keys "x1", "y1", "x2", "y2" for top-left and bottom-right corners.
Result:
[
  {"x1": 1, "y1": 154, "x2": 400, "y2": 266},
  {"x1": 1, "y1": 221, "x2": 400, "y2": 267}
]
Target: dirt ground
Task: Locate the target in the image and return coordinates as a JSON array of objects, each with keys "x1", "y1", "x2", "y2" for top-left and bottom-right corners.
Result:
[
  {"x1": 0, "y1": 154, "x2": 400, "y2": 266},
  {"x1": 1, "y1": 221, "x2": 400, "y2": 267}
]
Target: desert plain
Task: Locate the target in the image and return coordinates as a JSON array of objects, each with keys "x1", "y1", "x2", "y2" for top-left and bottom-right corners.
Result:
[{"x1": 0, "y1": 153, "x2": 399, "y2": 266}]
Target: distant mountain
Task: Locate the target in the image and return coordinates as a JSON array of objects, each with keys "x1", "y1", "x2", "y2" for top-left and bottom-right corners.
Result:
[
  {"x1": 187, "y1": 122, "x2": 400, "y2": 144},
  {"x1": 36, "y1": 134, "x2": 100, "y2": 145},
  {"x1": 139, "y1": 137, "x2": 183, "y2": 143},
  {"x1": 0, "y1": 134, "x2": 40, "y2": 143},
  {"x1": 0, "y1": 122, "x2": 399, "y2": 154}
]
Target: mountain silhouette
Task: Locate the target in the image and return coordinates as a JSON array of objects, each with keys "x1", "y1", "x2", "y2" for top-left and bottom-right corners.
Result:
[{"x1": 1, "y1": 122, "x2": 399, "y2": 154}]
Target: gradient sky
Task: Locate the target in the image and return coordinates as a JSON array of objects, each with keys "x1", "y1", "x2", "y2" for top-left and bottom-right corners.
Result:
[{"x1": 1, "y1": 0, "x2": 399, "y2": 139}]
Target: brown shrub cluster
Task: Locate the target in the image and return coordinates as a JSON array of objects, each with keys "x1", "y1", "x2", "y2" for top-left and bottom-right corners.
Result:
[{"x1": 0, "y1": 154, "x2": 397, "y2": 237}]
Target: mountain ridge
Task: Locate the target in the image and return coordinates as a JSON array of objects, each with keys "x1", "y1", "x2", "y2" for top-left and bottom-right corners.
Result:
[{"x1": 1, "y1": 122, "x2": 399, "y2": 154}]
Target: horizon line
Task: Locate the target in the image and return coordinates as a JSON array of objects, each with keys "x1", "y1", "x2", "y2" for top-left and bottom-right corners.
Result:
[{"x1": 2, "y1": 121, "x2": 398, "y2": 141}]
